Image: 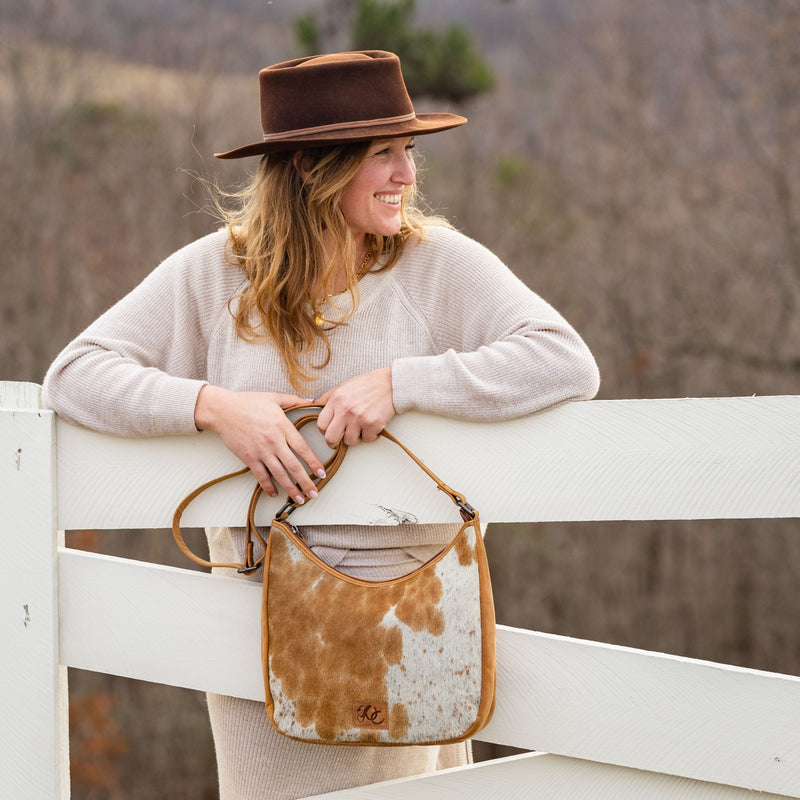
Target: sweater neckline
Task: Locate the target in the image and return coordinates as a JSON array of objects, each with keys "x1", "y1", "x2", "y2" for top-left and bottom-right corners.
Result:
[{"x1": 307, "y1": 261, "x2": 388, "y2": 325}]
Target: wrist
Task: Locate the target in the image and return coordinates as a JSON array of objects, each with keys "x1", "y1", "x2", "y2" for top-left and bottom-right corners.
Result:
[
  {"x1": 194, "y1": 384, "x2": 227, "y2": 432},
  {"x1": 383, "y1": 365, "x2": 396, "y2": 410}
]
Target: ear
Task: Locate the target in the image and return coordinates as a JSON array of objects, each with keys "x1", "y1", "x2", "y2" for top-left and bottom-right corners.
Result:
[{"x1": 293, "y1": 151, "x2": 312, "y2": 182}]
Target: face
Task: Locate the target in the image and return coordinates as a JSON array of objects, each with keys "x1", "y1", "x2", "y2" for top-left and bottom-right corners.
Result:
[{"x1": 338, "y1": 137, "x2": 417, "y2": 242}]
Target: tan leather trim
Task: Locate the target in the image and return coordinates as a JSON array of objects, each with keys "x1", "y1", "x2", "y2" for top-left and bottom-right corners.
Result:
[{"x1": 263, "y1": 112, "x2": 416, "y2": 142}]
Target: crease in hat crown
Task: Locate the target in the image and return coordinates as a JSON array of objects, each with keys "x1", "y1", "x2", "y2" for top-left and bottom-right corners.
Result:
[{"x1": 215, "y1": 50, "x2": 466, "y2": 159}]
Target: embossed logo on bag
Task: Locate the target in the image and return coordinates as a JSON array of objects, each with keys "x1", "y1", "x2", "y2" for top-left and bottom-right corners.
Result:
[{"x1": 353, "y1": 701, "x2": 389, "y2": 729}]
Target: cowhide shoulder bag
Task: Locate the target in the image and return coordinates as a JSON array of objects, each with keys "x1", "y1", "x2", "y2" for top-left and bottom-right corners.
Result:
[{"x1": 172, "y1": 407, "x2": 496, "y2": 746}]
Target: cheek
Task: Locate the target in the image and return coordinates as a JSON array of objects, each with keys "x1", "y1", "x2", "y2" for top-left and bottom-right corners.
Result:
[
  {"x1": 339, "y1": 194, "x2": 366, "y2": 227},
  {"x1": 340, "y1": 176, "x2": 371, "y2": 216}
]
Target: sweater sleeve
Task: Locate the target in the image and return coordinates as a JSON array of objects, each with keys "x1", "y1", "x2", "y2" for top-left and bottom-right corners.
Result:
[
  {"x1": 390, "y1": 227, "x2": 600, "y2": 421},
  {"x1": 42, "y1": 231, "x2": 239, "y2": 436}
]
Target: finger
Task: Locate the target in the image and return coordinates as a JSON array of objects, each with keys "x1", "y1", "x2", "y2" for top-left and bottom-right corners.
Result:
[
  {"x1": 323, "y1": 415, "x2": 347, "y2": 448},
  {"x1": 360, "y1": 424, "x2": 382, "y2": 443},
  {"x1": 263, "y1": 456, "x2": 310, "y2": 504},
  {"x1": 286, "y1": 428, "x2": 328, "y2": 480},
  {"x1": 275, "y1": 393, "x2": 314, "y2": 410},
  {"x1": 314, "y1": 388, "x2": 333, "y2": 406},
  {"x1": 342, "y1": 421, "x2": 365, "y2": 447},
  {"x1": 314, "y1": 395, "x2": 334, "y2": 434},
  {"x1": 351, "y1": 409, "x2": 384, "y2": 443},
  {"x1": 249, "y1": 462, "x2": 279, "y2": 498},
  {"x1": 268, "y1": 440, "x2": 322, "y2": 501}
]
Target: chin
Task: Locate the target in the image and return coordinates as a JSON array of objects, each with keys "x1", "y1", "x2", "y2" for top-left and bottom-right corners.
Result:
[
  {"x1": 377, "y1": 217, "x2": 404, "y2": 237},
  {"x1": 356, "y1": 216, "x2": 403, "y2": 239}
]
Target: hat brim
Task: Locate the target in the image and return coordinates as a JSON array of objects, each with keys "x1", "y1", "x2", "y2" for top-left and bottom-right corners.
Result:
[{"x1": 214, "y1": 112, "x2": 466, "y2": 159}]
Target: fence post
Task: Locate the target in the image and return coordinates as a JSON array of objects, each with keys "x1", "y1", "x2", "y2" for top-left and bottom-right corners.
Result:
[{"x1": 1, "y1": 382, "x2": 69, "y2": 799}]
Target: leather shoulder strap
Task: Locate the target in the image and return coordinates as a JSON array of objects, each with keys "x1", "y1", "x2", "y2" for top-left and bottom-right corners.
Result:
[
  {"x1": 378, "y1": 429, "x2": 476, "y2": 522},
  {"x1": 172, "y1": 408, "x2": 477, "y2": 573}
]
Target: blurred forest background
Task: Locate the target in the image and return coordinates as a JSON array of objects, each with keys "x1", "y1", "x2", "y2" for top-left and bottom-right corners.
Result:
[{"x1": 3, "y1": 0, "x2": 800, "y2": 796}]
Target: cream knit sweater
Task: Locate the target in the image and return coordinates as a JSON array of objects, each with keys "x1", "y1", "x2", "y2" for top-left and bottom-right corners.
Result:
[
  {"x1": 43, "y1": 223, "x2": 599, "y2": 798},
  {"x1": 44, "y1": 224, "x2": 598, "y2": 430}
]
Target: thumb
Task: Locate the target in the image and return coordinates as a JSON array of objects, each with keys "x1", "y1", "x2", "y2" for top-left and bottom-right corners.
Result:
[{"x1": 274, "y1": 393, "x2": 314, "y2": 410}]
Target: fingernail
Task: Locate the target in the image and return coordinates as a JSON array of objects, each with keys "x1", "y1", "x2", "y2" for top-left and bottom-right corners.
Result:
[
  {"x1": 316, "y1": 468, "x2": 327, "y2": 479},
  {"x1": 294, "y1": 495, "x2": 305, "y2": 505},
  {"x1": 309, "y1": 489, "x2": 318, "y2": 499}
]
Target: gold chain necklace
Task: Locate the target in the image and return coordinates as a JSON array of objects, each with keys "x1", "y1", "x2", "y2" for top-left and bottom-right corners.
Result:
[{"x1": 313, "y1": 246, "x2": 373, "y2": 327}]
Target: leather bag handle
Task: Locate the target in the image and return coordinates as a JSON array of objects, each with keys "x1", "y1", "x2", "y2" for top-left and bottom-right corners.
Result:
[{"x1": 172, "y1": 407, "x2": 347, "y2": 573}]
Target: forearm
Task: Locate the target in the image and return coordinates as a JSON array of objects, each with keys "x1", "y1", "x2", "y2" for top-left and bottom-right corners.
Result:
[
  {"x1": 386, "y1": 226, "x2": 600, "y2": 421},
  {"x1": 391, "y1": 328, "x2": 600, "y2": 421},
  {"x1": 41, "y1": 232, "x2": 235, "y2": 436},
  {"x1": 43, "y1": 344, "x2": 206, "y2": 436}
]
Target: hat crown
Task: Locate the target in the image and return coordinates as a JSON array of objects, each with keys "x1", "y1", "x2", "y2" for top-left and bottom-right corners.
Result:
[
  {"x1": 213, "y1": 50, "x2": 466, "y2": 158},
  {"x1": 259, "y1": 50, "x2": 414, "y2": 140}
]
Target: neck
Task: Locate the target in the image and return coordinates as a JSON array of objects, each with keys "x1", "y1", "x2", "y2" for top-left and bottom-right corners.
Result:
[{"x1": 317, "y1": 237, "x2": 372, "y2": 298}]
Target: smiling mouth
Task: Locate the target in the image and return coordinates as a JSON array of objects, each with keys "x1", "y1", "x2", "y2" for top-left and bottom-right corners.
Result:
[{"x1": 375, "y1": 193, "x2": 402, "y2": 205}]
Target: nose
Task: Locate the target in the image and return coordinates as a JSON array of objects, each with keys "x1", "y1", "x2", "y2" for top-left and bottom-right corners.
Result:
[{"x1": 393, "y1": 152, "x2": 416, "y2": 186}]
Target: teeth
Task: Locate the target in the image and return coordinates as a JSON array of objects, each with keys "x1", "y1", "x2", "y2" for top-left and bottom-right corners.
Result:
[{"x1": 376, "y1": 194, "x2": 402, "y2": 204}]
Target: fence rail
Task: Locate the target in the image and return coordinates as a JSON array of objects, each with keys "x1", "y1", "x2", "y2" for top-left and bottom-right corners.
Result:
[{"x1": 3, "y1": 381, "x2": 800, "y2": 799}]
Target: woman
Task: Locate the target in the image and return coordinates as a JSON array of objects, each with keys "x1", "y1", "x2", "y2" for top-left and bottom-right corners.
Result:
[{"x1": 44, "y1": 51, "x2": 599, "y2": 799}]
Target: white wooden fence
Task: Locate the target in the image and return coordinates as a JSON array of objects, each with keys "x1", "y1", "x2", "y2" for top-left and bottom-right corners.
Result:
[{"x1": 3, "y1": 379, "x2": 800, "y2": 799}]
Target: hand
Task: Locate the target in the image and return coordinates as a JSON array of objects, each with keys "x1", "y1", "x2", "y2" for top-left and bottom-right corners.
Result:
[
  {"x1": 194, "y1": 385, "x2": 326, "y2": 502},
  {"x1": 314, "y1": 366, "x2": 395, "y2": 448}
]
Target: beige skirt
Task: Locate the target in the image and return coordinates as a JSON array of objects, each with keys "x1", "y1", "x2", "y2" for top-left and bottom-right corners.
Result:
[{"x1": 205, "y1": 528, "x2": 472, "y2": 800}]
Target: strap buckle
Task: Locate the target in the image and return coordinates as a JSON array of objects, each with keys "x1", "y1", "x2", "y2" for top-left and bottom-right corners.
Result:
[
  {"x1": 237, "y1": 538, "x2": 262, "y2": 574},
  {"x1": 457, "y1": 497, "x2": 476, "y2": 521},
  {"x1": 275, "y1": 500, "x2": 298, "y2": 521}
]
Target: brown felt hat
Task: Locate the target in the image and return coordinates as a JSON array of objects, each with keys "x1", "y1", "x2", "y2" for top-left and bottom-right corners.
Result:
[{"x1": 214, "y1": 50, "x2": 467, "y2": 159}]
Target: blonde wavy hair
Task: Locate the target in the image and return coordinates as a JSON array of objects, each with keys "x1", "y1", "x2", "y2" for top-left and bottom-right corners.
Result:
[{"x1": 217, "y1": 141, "x2": 445, "y2": 391}]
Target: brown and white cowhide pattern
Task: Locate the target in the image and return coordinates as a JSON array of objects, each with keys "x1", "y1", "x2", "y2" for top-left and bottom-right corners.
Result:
[{"x1": 263, "y1": 519, "x2": 493, "y2": 744}]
